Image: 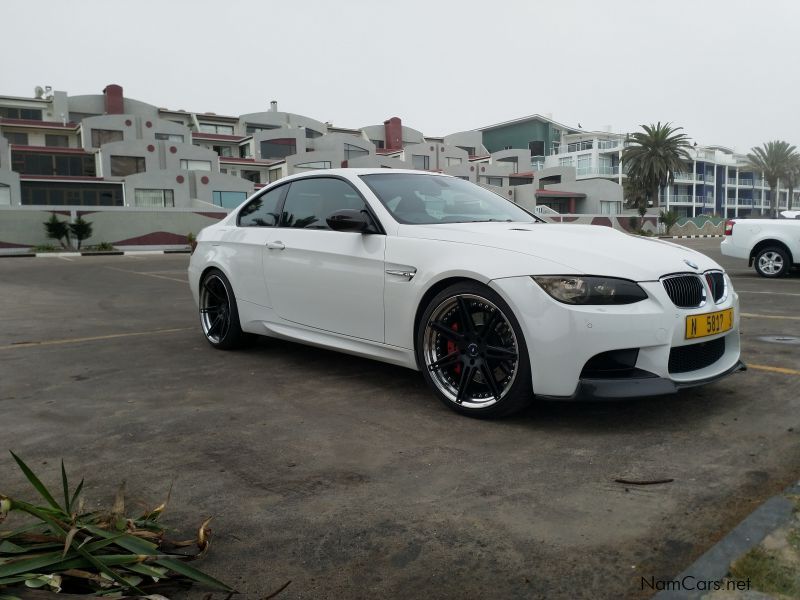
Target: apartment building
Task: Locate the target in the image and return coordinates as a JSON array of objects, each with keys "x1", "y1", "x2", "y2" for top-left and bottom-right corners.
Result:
[
  {"x1": 541, "y1": 131, "x2": 798, "y2": 218},
  {"x1": 1, "y1": 84, "x2": 625, "y2": 214}
]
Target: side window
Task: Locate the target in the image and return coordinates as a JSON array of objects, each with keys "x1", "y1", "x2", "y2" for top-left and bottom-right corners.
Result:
[
  {"x1": 238, "y1": 186, "x2": 284, "y2": 227},
  {"x1": 280, "y1": 178, "x2": 366, "y2": 229}
]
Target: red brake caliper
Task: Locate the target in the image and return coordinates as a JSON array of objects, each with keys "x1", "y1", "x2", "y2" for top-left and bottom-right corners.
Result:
[{"x1": 447, "y1": 322, "x2": 461, "y2": 375}]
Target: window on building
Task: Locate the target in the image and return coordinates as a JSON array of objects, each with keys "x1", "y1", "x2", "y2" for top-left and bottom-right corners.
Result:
[
  {"x1": 558, "y1": 156, "x2": 574, "y2": 167},
  {"x1": 456, "y1": 145, "x2": 475, "y2": 156},
  {"x1": 213, "y1": 145, "x2": 233, "y2": 157},
  {"x1": 504, "y1": 145, "x2": 512, "y2": 150},
  {"x1": 240, "y1": 170, "x2": 260, "y2": 183},
  {"x1": 199, "y1": 123, "x2": 234, "y2": 135},
  {"x1": 293, "y1": 161, "x2": 331, "y2": 171},
  {"x1": 110, "y1": 155, "x2": 146, "y2": 177},
  {"x1": 529, "y1": 141, "x2": 545, "y2": 157},
  {"x1": 91, "y1": 129, "x2": 123, "y2": 147},
  {"x1": 446, "y1": 157, "x2": 462, "y2": 166},
  {"x1": 134, "y1": 189, "x2": 175, "y2": 208},
  {"x1": 370, "y1": 139, "x2": 385, "y2": 149},
  {"x1": 180, "y1": 159, "x2": 212, "y2": 171},
  {"x1": 305, "y1": 129, "x2": 323, "y2": 139},
  {"x1": 45, "y1": 134, "x2": 69, "y2": 147},
  {"x1": 212, "y1": 191, "x2": 247, "y2": 209},
  {"x1": 268, "y1": 169, "x2": 281, "y2": 183},
  {"x1": 344, "y1": 143, "x2": 369, "y2": 161},
  {"x1": 239, "y1": 144, "x2": 252, "y2": 158},
  {"x1": 412, "y1": 154, "x2": 430, "y2": 170},
  {"x1": 3, "y1": 132, "x2": 28, "y2": 145},
  {"x1": 599, "y1": 201, "x2": 622, "y2": 214},
  {"x1": 280, "y1": 177, "x2": 365, "y2": 229},
  {"x1": 239, "y1": 185, "x2": 285, "y2": 227},
  {"x1": 246, "y1": 124, "x2": 280, "y2": 134},
  {"x1": 20, "y1": 181, "x2": 122, "y2": 206},
  {"x1": 485, "y1": 176, "x2": 503, "y2": 187},
  {"x1": 12, "y1": 150, "x2": 96, "y2": 177},
  {"x1": 577, "y1": 154, "x2": 592, "y2": 175},
  {"x1": 0, "y1": 183, "x2": 10, "y2": 206},
  {"x1": 260, "y1": 138, "x2": 297, "y2": 160},
  {"x1": 0, "y1": 107, "x2": 42, "y2": 120},
  {"x1": 155, "y1": 133, "x2": 185, "y2": 142}
]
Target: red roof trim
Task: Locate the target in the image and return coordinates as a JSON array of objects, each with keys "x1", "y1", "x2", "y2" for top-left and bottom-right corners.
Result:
[
  {"x1": 1, "y1": 118, "x2": 79, "y2": 129},
  {"x1": 534, "y1": 189, "x2": 587, "y2": 198},
  {"x1": 20, "y1": 175, "x2": 112, "y2": 182},
  {"x1": 11, "y1": 145, "x2": 91, "y2": 155}
]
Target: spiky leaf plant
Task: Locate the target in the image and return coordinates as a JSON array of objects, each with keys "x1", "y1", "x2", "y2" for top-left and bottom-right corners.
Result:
[{"x1": 0, "y1": 452, "x2": 233, "y2": 598}]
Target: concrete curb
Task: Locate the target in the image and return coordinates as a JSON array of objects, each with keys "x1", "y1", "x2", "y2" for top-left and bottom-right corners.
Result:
[
  {"x1": 0, "y1": 249, "x2": 191, "y2": 258},
  {"x1": 654, "y1": 480, "x2": 800, "y2": 599}
]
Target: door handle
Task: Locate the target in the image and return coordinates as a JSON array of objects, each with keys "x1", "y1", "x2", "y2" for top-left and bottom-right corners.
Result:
[{"x1": 266, "y1": 241, "x2": 285, "y2": 250}]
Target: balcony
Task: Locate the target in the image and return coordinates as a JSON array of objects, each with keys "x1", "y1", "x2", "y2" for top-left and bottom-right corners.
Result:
[
  {"x1": 576, "y1": 165, "x2": 619, "y2": 177},
  {"x1": 597, "y1": 140, "x2": 622, "y2": 150},
  {"x1": 566, "y1": 141, "x2": 594, "y2": 152}
]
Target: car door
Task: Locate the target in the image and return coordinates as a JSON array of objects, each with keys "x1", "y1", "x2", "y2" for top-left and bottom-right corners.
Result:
[
  {"x1": 262, "y1": 176, "x2": 386, "y2": 342},
  {"x1": 220, "y1": 184, "x2": 287, "y2": 308}
]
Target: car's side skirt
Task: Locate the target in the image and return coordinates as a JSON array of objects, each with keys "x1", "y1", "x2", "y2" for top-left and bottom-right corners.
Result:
[{"x1": 240, "y1": 304, "x2": 418, "y2": 370}]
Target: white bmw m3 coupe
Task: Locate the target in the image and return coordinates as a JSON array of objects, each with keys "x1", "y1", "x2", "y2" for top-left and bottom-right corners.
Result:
[{"x1": 188, "y1": 169, "x2": 745, "y2": 417}]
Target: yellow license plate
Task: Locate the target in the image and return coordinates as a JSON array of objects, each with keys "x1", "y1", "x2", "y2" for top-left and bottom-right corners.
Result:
[{"x1": 685, "y1": 308, "x2": 734, "y2": 339}]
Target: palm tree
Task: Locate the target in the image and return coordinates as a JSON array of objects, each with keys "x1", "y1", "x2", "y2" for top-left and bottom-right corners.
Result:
[
  {"x1": 622, "y1": 122, "x2": 693, "y2": 209},
  {"x1": 782, "y1": 153, "x2": 800, "y2": 211},
  {"x1": 746, "y1": 140, "x2": 797, "y2": 217}
]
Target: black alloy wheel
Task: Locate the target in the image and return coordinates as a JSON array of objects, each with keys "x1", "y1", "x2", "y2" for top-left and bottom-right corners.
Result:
[{"x1": 417, "y1": 282, "x2": 532, "y2": 418}]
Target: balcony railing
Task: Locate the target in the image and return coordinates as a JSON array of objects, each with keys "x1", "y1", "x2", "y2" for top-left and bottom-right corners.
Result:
[
  {"x1": 566, "y1": 141, "x2": 594, "y2": 152},
  {"x1": 576, "y1": 165, "x2": 619, "y2": 177},
  {"x1": 597, "y1": 140, "x2": 622, "y2": 150}
]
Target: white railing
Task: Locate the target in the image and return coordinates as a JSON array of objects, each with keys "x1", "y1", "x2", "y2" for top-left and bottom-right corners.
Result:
[
  {"x1": 706, "y1": 175, "x2": 715, "y2": 183},
  {"x1": 727, "y1": 178, "x2": 738, "y2": 185},
  {"x1": 534, "y1": 205, "x2": 560, "y2": 215},
  {"x1": 739, "y1": 179, "x2": 754, "y2": 186},
  {"x1": 577, "y1": 165, "x2": 619, "y2": 177},
  {"x1": 597, "y1": 140, "x2": 622, "y2": 150},
  {"x1": 566, "y1": 141, "x2": 594, "y2": 152}
]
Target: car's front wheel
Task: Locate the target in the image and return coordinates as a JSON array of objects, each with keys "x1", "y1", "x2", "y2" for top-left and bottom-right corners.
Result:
[
  {"x1": 754, "y1": 246, "x2": 790, "y2": 277},
  {"x1": 416, "y1": 282, "x2": 532, "y2": 418},
  {"x1": 199, "y1": 269, "x2": 247, "y2": 349}
]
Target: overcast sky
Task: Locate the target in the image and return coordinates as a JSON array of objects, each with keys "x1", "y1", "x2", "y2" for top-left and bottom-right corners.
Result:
[{"x1": 5, "y1": 0, "x2": 799, "y2": 152}]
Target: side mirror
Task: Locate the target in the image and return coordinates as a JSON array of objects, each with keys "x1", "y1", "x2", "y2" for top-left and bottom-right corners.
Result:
[{"x1": 326, "y1": 209, "x2": 373, "y2": 233}]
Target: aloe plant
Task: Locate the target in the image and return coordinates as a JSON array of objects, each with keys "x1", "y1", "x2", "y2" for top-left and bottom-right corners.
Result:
[{"x1": 0, "y1": 452, "x2": 233, "y2": 598}]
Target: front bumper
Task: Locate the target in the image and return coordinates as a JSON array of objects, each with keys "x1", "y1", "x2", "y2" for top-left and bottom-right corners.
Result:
[
  {"x1": 490, "y1": 274, "x2": 743, "y2": 398},
  {"x1": 537, "y1": 360, "x2": 747, "y2": 401}
]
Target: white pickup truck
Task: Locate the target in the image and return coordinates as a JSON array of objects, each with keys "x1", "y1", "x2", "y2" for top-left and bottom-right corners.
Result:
[{"x1": 720, "y1": 212, "x2": 800, "y2": 277}]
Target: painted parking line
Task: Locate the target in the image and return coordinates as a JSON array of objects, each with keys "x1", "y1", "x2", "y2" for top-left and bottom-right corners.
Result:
[
  {"x1": 748, "y1": 364, "x2": 800, "y2": 376},
  {"x1": 0, "y1": 327, "x2": 192, "y2": 350},
  {"x1": 105, "y1": 266, "x2": 186, "y2": 283},
  {"x1": 741, "y1": 312, "x2": 800, "y2": 321}
]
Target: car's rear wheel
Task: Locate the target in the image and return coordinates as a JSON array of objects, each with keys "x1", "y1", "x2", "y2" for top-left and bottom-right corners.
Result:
[
  {"x1": 754, "y1": 246, "x2": 790, "y2": 277},
  {"x1": 199, "y1": 269, "x2": 246, "y2": 349},
  {"x1": 416, "y1": 282, "x2": 532, "y2": 418}
]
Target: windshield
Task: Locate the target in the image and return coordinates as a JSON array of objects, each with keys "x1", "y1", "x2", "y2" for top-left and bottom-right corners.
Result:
[{"x1": 360, "y1": 173, "x2": 540, "y2": 225}]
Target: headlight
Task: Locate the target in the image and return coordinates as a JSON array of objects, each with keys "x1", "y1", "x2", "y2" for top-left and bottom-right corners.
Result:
[{"x1": 532, "y1": 276, "x2": 647, "y2": 305}]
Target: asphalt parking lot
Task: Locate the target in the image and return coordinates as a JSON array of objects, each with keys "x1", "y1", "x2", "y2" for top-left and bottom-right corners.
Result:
[{"x1": 1, "y1": 239, "x2": 798, "y2": 600}]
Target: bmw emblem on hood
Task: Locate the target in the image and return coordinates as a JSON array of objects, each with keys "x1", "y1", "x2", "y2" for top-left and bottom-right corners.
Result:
[{"x1": 684, "y1": 259, "x2": 699, "y2": 270}]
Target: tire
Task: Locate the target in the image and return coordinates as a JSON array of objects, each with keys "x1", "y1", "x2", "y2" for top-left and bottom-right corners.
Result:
[
  {"x1": 198, "y1": 269, "x2": 247, "y2": 349},
  {"x1": 416, "y1": 282, "x2": 532, "y2": 418},
  {"x1": 754, "y1": 246, "x2": 790, "y2": 278}
]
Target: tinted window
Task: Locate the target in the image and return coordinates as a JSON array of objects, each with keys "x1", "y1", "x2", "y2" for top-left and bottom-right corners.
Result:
[
  {"x1": 238, "y1": 186, "x2": 284, "y2": 227},
  {"x1": 360, "y1": 173, "x2": 538, "y2": 225},
  {"x1": 280, "y1": 178, "x2": 365, "y2": 230}
]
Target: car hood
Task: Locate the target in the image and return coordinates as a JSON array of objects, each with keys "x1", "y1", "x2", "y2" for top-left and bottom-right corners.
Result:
[{"x1": 396, "y1": 222, "x2": 720, "y2": 280}]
